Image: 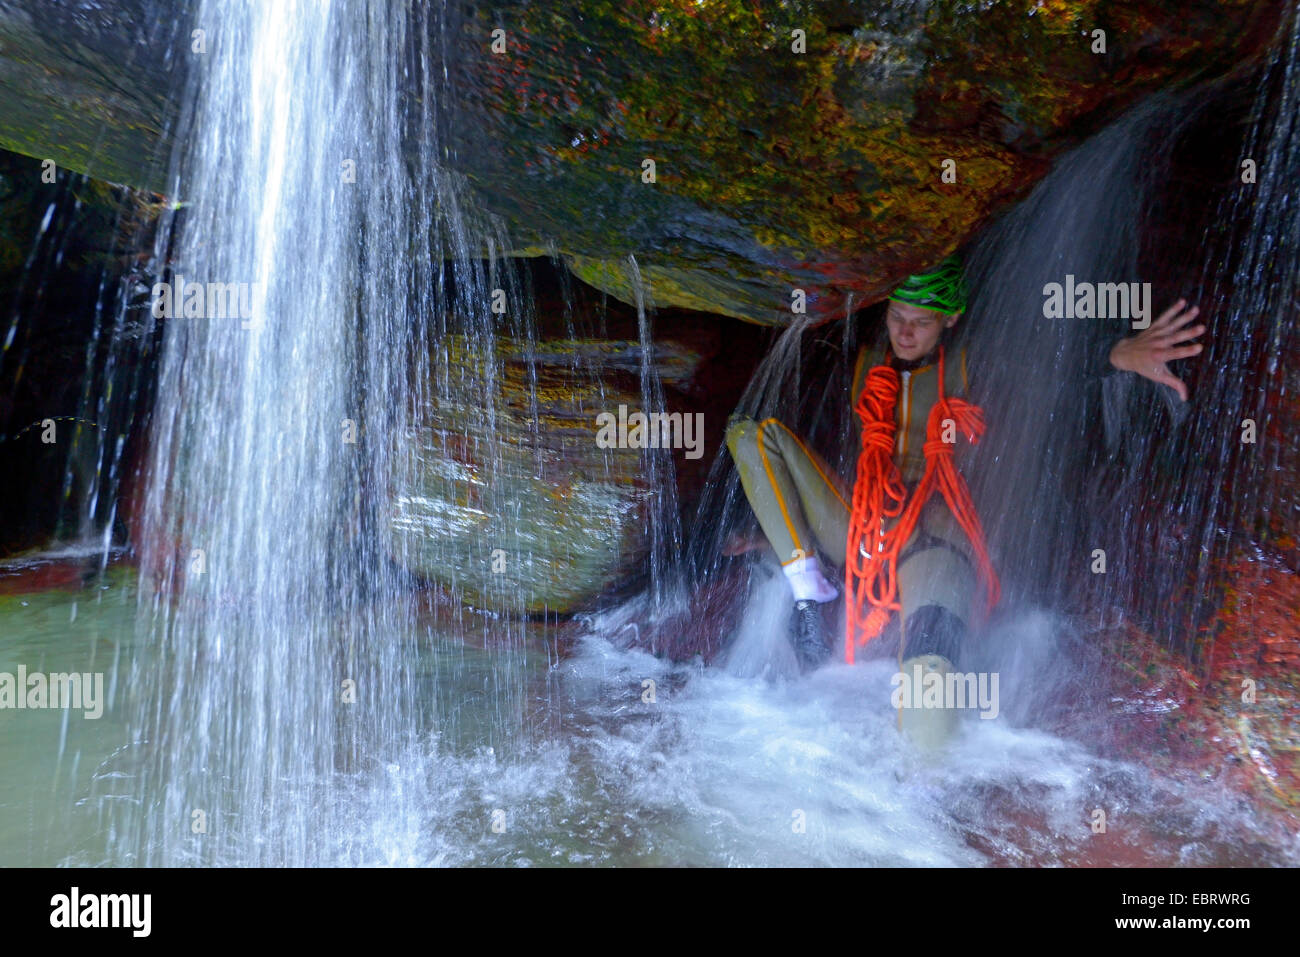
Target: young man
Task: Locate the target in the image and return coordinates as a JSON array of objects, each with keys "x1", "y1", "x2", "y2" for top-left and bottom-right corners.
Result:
[{"x1": 724, "y1": 256, "x2": 1202, "y2": 740}]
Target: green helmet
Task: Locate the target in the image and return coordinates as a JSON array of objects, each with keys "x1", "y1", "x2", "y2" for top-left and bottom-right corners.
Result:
[{"x1": 888, "y1": 254, "x2": 967, "y2": 315}]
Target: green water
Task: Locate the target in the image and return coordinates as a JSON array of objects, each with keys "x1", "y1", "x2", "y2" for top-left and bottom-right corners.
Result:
[
  {"x1": 0, "y1": 566, "x2": 138, "y2": 865},
  {"x1": 3, "y1": 561, "x2": 1295, "y2": 867},
  {"x1": 0, "y1": 561, "x2": 559, "y2": 866}
]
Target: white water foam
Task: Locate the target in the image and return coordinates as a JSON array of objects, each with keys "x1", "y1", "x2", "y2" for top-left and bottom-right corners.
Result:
[{"x1": 309, "y1": 585, "x2": 1298, "y2": 867}]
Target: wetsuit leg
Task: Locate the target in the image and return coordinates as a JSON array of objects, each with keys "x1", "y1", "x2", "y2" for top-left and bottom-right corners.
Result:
[
  {"x1": 724, "y1": 416, "x2": 850, "y2": 566},
  {"x1": 900, "y1": 604, "x2": 966, "y2": 664},
  {"x1": 896, "y1": 500, "x2": 978, "y2": 665}
]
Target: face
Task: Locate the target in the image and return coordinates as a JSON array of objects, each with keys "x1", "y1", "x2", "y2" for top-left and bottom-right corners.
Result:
[{"x1": 885, "y1": 300, "x2": 959, "y2": 361}]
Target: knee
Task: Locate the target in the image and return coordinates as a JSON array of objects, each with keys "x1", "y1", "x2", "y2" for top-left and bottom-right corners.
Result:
[
  {"x1": 724, "y1": 415, "x2": 757, "y2": 453},
  {"x1": 753, "y1": 416, "x2": 794, "y2": 457},
  {"x1": 902, "y1": 604, "x2": 967, "y2": 665}
]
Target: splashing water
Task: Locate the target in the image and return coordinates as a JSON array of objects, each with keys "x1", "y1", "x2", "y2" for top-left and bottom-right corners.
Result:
[
  {"x1": 4, "y1": 2, "x2": 1299, "y2": 869},
  {"x1": 109, "y1": 0, "x2": 523, "y2": 866}
]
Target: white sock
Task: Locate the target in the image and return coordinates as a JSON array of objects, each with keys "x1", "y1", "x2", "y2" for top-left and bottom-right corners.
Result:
[{"x1": 782, "y1": 555, "x2": 839, "y2": 603}]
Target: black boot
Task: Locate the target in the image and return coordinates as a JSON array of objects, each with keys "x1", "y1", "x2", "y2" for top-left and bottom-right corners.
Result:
[{"x1": 791, "y1": 599, "x2": 832, "y2": 670}]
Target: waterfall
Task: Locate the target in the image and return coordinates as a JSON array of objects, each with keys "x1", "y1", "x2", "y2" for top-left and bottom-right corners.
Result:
[
  {"x1": 4, "y1": 0, "x2": 1299, "y2": 871},
  {"x1": 624, "y1": 255, "x2": 686, "y2": 636},
  {"x1": 1164, "y1": 3, "x2": 1300, "y2": 659},
  {"x1": 964, "y1": 3, "x2": 1300, "y2": 658},
  {"x1": 960, "y1": 95, "x2": 1185, "y2": 620},
  {"x1": 112, "y1": 0, "x2": 503, "y2": 865},
  {"x1": 686, "y1": 58, "x2": 1293, "y2": 678}
]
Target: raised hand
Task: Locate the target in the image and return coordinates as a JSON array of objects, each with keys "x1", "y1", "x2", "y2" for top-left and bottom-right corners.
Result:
[{"x1": 1108, "y1": 299, "x2": 1204, "y2": 401}]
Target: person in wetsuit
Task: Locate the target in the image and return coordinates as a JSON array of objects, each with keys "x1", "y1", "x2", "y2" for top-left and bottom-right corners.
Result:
[
  {"x1": 724, "y1": 256, "x2": 1204, "y2": 722},
  {"x1": 726, "y1": 257, "x2": 976, "y2": 680}
]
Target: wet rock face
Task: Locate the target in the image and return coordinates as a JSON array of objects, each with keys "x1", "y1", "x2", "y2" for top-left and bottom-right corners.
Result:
[
  {"x1": 0, "y1": 1, "x2": 1283, "y2": 321},
  {"x1": 0, "y1": 0, "x2": 190, "y2": 191},
  {"x1": 0, "y1": 152, "x2": 161, "y2": 555},
  {"x1": 387, "y1": 324, "x2": 751, "y2": 615},
  {"x1": 447, "y1": 0, "x2": 1282, "y2": 323}
]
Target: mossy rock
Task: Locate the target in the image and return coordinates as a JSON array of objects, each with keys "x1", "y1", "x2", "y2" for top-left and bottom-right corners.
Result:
[{"x1": 0, "y1": 0, "x2": 1281, "y2": 321}]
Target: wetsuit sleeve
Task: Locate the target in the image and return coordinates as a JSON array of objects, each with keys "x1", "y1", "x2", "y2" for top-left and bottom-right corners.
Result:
[{"x1": 1085, "y1": 332, "x2": 1122, "y2": 381}]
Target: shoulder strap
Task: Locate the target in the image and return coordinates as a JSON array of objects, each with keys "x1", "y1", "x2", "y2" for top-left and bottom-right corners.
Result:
[{"x1": 942, "y1": 345, "x2": 968, "y2": 397}]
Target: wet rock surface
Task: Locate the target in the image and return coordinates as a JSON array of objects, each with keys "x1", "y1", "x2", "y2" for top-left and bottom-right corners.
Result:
[
  {"x1": 0, "y1": 0, "x2": 189, "y2": 191},
  {"x1": 388, "y1": 312, "x2": 762, "y2": 614},
  {"x1": 0, "y1": 0, "x2": 1284, "y2": 320},
  {"x1": 448, "y1": 0, "x2": 1281, "y2": 321}
]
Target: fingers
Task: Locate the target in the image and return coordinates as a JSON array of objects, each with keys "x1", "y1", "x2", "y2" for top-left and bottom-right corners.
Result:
[
  {"x1": 1151, "y1": 298, "x2": 1187, "y2": 330},
  {"x1": 1148, "y1": 367, "x2": 1189, "y2": 402},
  {"x1": 1165, "y1": 303, "x2": 1201, "y2": 333},
  {"x1": 1165, "y1": 322, "x2": 1206, "y2": 345},
  {"x1": 1158, "y1": 343, "x2": 1204, "y2": 361},
  {"x1": 1150, "y1": 300, "x2": 1200, "y2": 334}
]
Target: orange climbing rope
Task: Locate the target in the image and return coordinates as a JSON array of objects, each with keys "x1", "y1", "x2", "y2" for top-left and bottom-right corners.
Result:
[{"x1": 843, "y1": 347, "x2": 1000, "y2": 663}]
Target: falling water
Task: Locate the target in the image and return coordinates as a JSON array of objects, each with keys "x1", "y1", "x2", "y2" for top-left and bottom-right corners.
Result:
[
  {"x1": 109, "y1": 0, "x2": 510, "y2": 865},
  {"x1": 1162, "y1": 4, "x2": 1300, "y2": 659},
  {"x1": 960, "y1": 94, "x2": 1188, "y2": 621},
  {"x1": 4, "y1": 1, "x2": 1298, "y2": 869},
  {"x1": 963, "y1": 2, "x2": 1300, "y2": 659},
  {"x1": 624, "y1": 255, "x2": 687, "y2": 635}
]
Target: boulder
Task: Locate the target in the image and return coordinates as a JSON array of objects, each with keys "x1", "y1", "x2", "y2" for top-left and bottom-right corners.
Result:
[{"x1": 387, "y1": 331, "x2": 712, "y2": 614}]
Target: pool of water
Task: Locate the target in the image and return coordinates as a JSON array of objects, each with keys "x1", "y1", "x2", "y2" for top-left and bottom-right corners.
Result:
[{"x1": 1, "y1": 555, "x2": 1295, "y2": 867}]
